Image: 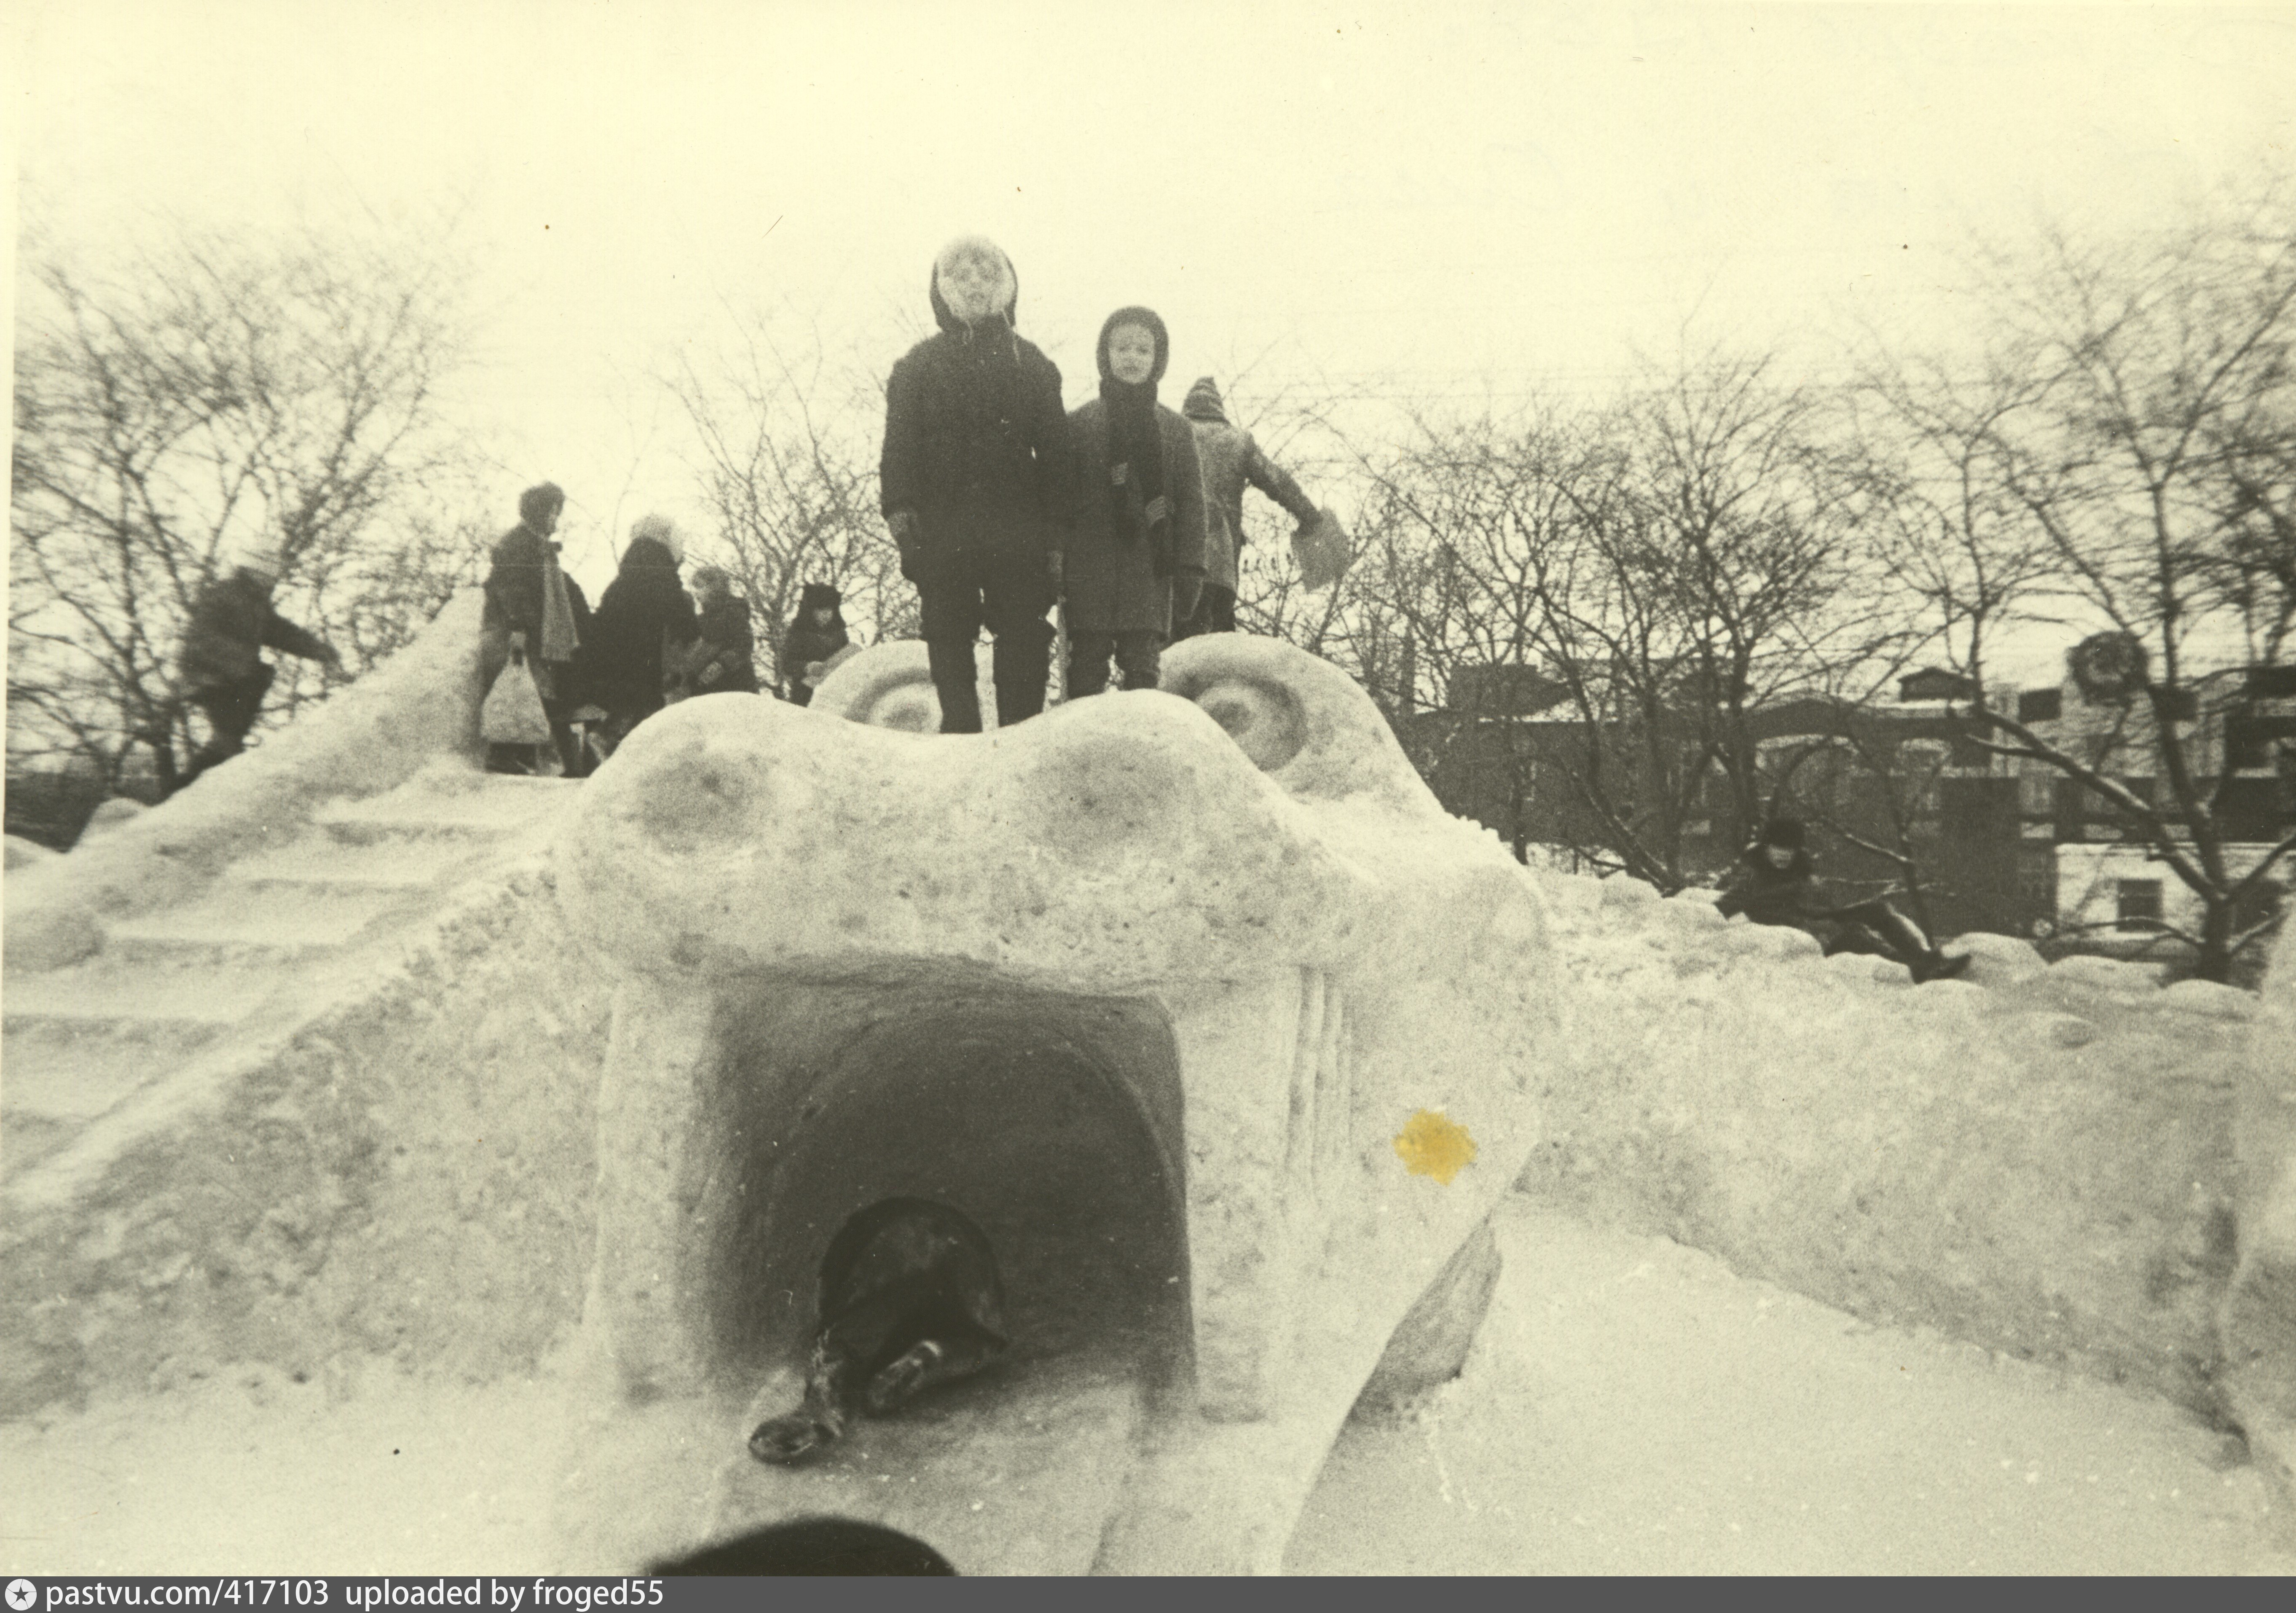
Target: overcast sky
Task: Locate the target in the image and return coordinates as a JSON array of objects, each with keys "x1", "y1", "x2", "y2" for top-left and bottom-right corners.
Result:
[{"x1": 12, "y1": 0, "x2": 2296, "y2": 643}]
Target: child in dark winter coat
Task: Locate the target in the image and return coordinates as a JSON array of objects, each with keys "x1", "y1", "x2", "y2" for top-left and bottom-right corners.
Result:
[
  {"x1": 879, "y1": 236, "x2": 1076, "y2": 732},
  {"x1": 1172, "y1": 375, "x2": 1322, "y2": 640},
  {"x1": 480, "y1": 482, "x2": 587, "y2": 776},
  {"x1": 779, "y1": 582, "x2": 851, "y2": 707},
  {"x1": 675, "y1": 567, "x2": 759, "y2": 698},
  {"x1": 1059, "y1": 307, "x2": 1208, "y2": 697},
  {"x1": 580, "y1": 513, "x2": 698, "y2": 744},
  {"x1": 1717, "y1": 818, "x2": 1970, "y2": 983},
  {"x1": 175, "y1": 545, "x2": 340, "y2": 789}
]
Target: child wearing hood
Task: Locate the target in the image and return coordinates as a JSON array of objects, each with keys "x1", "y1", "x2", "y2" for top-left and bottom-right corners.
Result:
[
  {"x1": 1060, "y1": 307, "x2": 1208, "y2": 696},
  {"x1": 1717, "y1": 817, "x2": 1970, "y2": 983},
  {"x1": 779, "y1": 582, "x2": 851, "y2": 707},
  {"x1": 879, "y1": 235, "x2": 1076, "y2": 732}
]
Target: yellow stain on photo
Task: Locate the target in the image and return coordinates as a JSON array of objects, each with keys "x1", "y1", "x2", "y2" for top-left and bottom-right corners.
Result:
[{"x1": 1392, "y1": 1108, "x2": 1476, "y2": 1185}]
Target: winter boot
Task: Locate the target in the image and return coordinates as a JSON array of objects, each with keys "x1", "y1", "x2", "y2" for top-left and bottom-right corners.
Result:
[{"x1": 1911, "y1": 950, "x2": 1971, "y2": 985}]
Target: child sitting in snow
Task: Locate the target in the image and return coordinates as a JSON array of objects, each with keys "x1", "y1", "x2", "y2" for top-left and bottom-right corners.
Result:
[
  {"x1": 1059, "y1": 307, "x2": 1208, "y2": 697},
  {"x1": 1717, "y1": 817, "x2": 1970, "y2": 983}
]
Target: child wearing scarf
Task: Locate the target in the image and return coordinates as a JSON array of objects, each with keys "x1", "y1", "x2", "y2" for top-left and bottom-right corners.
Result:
[
  {"x1": 1060, "y1": 307, "x2": 1208, "y2": 696},
  {"x1": 480, "y1": 481, "x2": 587, "y2": 775}
]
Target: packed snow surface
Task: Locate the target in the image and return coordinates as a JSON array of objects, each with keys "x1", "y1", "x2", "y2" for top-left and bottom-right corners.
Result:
[{"x1": 5, "y1": 1199, "x2": 2286, "y2": 1576}]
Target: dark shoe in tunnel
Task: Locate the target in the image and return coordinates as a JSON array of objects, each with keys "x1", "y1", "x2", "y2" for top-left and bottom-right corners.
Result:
[{"x1": 746, "y1": 1198, "x2": 1012, "y2": 1465}]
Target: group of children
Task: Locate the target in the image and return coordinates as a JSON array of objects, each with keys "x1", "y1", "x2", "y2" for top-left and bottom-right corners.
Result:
[
  {"x1": 184, "y1": 231, "x2": 1325, "y2": 782},
  {"x1": 477, "y1": 486, "x2": 850, "y2": 776},
  {"x1": 880, "y1": 234, "x2": 1323, "y2": 732},
  {"x1": 477, "y1": 231, "x2": 1324, "y2": 768}
]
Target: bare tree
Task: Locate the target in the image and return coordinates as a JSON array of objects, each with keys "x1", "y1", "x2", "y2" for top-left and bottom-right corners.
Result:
[
  {"x1": 668, "y1": 304, "x2": 914, "y2": 693},
  {"x1": 1344, "y1": 349, "x2": 1905, "y2": 886},
  {"x1": 1869, "y1": 189, "x2": 2296, "y2": 980},
  {"x1": 9, "y1": 219, "x2": 472, "y2": 794}
]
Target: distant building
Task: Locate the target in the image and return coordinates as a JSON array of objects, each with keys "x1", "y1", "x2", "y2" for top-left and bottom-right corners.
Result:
[{"x1": 1395, "y1": 655, "x2": 2294, "y2": 943}]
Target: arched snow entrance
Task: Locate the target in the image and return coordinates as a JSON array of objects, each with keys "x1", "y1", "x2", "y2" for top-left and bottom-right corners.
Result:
[{"x1": 700, "y1": 983, "x2": 1191, "y2": 1399}]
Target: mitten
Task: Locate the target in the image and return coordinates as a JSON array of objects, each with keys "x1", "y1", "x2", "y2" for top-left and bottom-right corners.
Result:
[{"x1": 888, "y1": 510, "x2": 921, "y2": 580}]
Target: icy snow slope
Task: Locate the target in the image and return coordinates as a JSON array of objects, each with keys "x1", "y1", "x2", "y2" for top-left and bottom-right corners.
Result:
[
  {"x1": 4, "y1": 590, "x2": 490, "y2": 977},
  {"x1": 4, "y1": 1197, "x2": 2287, "y2": 1576},
  {"x1": 0, "y1": 763, "x2": 608, "y2": 1419},
  {"x1": 1510, "y1": 869, "x2": 2296, "y2": 1506},
  {"x1": 2, "y1": 591, "x2": 610, "y2": 1419},
  {"x1": 1288, "y1": 1201, "x2": 2292, "y2": 1575}
]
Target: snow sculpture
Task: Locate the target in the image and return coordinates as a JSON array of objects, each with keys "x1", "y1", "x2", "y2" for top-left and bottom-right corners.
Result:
[{"x1": 552, "y1": 634, "x2": 1556, "y2": 1569}]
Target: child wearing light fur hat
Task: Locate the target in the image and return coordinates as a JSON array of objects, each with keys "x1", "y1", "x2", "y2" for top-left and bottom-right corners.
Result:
[
  {"x1": 878, "y1": 235, "x2": 1076, "y2": 732},
  {"x1": 580, "y1": 512, "x2": 697, "y2": 744}
]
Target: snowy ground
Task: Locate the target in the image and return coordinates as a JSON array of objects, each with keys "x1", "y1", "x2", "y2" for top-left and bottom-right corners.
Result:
[{"x1": 5, "y1": 1198, "x2": 2289, "y2": 1577}]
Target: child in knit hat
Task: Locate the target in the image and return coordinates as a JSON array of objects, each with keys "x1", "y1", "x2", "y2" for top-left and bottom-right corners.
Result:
[
  {"x1": 674, "y1": 565, "x2": 759, "y2": 697},
  {"x1": 1173, "y1": 376, "x2": 1324, "y2": 639}
]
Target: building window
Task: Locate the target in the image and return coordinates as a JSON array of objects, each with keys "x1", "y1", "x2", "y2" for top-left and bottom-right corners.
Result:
[
  {"x1": 2115, "y1": 879, "x2": 2164, "y2": 931},
  {"x1": 2017, "y1": 856, "x2": 2056, "y2": 921}
]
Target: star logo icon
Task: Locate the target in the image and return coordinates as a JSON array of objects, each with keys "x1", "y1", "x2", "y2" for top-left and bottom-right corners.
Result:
[{"x1": 6, "y1": 1579, "x2": 38, "y2": 1612}]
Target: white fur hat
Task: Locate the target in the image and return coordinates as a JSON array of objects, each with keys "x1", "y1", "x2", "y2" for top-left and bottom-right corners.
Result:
[
  {"x1": 932, "y1": 235, "x2": 1019, "y2": 328},
  {"x1": 630, "y1": 513, "x2": 684, "y2": 564}
]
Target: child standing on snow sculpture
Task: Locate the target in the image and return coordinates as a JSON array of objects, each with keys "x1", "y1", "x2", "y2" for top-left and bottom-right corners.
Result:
[
  {"x1": 1059, "y1": 307, "x2": 1207, "y2": 697},
  {"x1": 480, "y1": 482, "x2": 586, "y2": 776},
  {"x1": 879, "y1": 236, "x2": 1076, "y2": 732},
  {"x1": 1172, "y1": 375, "x2": 1323, "y2": 641},
  {"x1": 778, "y1": 582, "x2": 851, "y2": 706},
  {"x1": 581, "y1": 513, "x2": 698, "y2": 746},
  {"x1": 1717, "y1": 818, "x2": 1970, "y2": 983},
  {"x1": 674, "y1": 566, "x2": 759, "y2": 698}
]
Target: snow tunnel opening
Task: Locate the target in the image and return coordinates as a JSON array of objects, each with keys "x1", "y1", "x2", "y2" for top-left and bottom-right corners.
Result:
[{"x1": 705, "y1": 982, "x2": 1193, "y2": 1409}]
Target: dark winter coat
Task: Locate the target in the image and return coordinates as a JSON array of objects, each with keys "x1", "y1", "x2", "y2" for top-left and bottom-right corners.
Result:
[
  {"x1": 177, "y1": 569, "x2": 331, "y2": 693},
  {"x1": 1716, "y1": 845, "x2": 1823, "y2": 928},
  {"x1": 1062, "y1": 400, "x2": 1209, "y2": 636},
  {"x1": 879, "y1": 264, "x2": 1076, "y2": 578},
  {"x1": 481, "y1": 521, "x2": 556, "y2": 647},
  {"x1": 685, "y1": 596, "x2": 759, "y2": 695},
  {"x1": 1183, "y1": 398, "x2": 1318, "y2": 595},
  {"x1": 780, "y1": 619, "x2": 851, "y2": 690},
  {"x1": 479, "y1": 522, "x2": 588, "y2": 703},
  {"x1": 580, "y1": 537, "x2": 697, "y2": 720}
]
